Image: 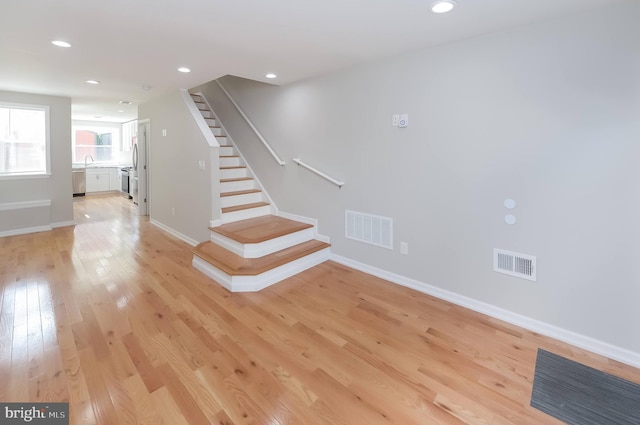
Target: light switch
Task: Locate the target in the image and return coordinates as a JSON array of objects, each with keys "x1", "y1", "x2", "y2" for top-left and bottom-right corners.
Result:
[
  {"x1": 392, "y1": 114, "x2": 399, "y2": 127},
  {"x1": 162, "y1": 129, "x2": 167, "y2": 136},
  {"x1": 198, "y1": 160, "x2": 206, "y2": 170}
]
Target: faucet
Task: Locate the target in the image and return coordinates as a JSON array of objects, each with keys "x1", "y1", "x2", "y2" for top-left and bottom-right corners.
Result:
[{"x1": 84, "y1": 155, "x2": 94, "y2": 168}]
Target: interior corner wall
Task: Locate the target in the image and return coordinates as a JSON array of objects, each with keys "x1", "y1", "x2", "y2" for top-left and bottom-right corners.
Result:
[
  {"x1": 0, "y1": 90, "x2": 73, "y2": 231},
  {"x1": 193, "y1": 1, "x2": 640, "y2": 357},
  {"x1": 138, "y1": 90, "x2": 213, "y2": 243}
]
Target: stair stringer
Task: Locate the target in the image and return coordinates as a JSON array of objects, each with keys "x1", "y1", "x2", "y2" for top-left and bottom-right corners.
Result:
[{"x1": 190, "y1": 91, "x2": 278, "y2": 226}]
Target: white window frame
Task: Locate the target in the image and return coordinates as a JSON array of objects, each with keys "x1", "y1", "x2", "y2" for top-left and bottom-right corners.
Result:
[
  {"x1": 0, "y1": 102, "x2": 51, "y2": 179},
  {"x1": 72, "y1": 121, "x2": 122, "y2": 164}
]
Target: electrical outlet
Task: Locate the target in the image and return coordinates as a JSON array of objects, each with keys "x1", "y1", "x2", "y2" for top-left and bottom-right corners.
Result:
[
  {"x1": 400, "y1": 242, "x2": 409, "y2": 255},
  {"x1": 198, "y1": 160, "x2": 206, "y2": 170}
]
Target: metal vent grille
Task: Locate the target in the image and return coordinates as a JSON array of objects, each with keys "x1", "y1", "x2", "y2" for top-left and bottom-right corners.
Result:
[
  {"x1": 345, "y1": 210, "x2": 393, "y2": 250},
  {"x1": 493, "y1": 249, "x2": 536, "y2": 281}
]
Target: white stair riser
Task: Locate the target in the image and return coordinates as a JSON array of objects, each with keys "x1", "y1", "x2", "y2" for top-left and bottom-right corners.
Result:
[
  {"x1": 210, "y1": 127, "x2": 224, "y2": 136},
  {"x1": 219, "y1": 156, "x2": 241, "y2": 167},
  {"x1": 221, "y1": 205, "x2": 272, "y2": 223},
  {"x1": 220, "y1": 179, "x2": 254, "y2": 192},
  {"x1": 200, "y1": 110, "x2": 214, "y2": 119},
  {"x1": 215, "y1": 136, "x2": 228, "y2": 145},
  {"x1": 219, "y1": 146, "x2": 235, "y2": 156},
  {"x1": 220, "y1": 191, "x2": 263, "y2": 208},
  {"x1": 193, "y1": 247, "x2": 331, "y2": 292},
  {"x1": 210, "y1": 227, "x2": 316, "y2": 258},
  {"x1": 220, "y1": 167, "x2": 248, "y2": 179},
  {"x1": 205, "y1": 118, "x2": 217, "y2": 126}
]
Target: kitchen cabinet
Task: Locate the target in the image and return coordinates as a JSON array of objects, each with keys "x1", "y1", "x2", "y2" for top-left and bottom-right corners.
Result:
[
  {"x1": 86, "y1": 168, "x2": 113, "y2": 193},
  {"x1": 109, "y1": 168, "x2": 120, "y2": 191}
]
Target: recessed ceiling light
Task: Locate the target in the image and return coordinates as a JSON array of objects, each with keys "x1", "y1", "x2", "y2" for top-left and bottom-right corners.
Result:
[
  {"x1": 51, "y1": 40, "x2": 71, "y2": 48},
  {"x1": 265, "y1": 73, "x2": 277, "y2": 79},
  {"x1": 431, "y1": 0, "x2": 456, "y2": 13},
  {"x1": 119, "y1": 100, "x2": 133, "y2": 105},
  {"x1": 86, "y1": 80, "x2": 101, "y2": 85},
  {"x1": 178, "y1": 67, "x2": 191, "y2": 73},
  {"x1": 117, "y1": 109, "x2": 125, "y2": 113}
]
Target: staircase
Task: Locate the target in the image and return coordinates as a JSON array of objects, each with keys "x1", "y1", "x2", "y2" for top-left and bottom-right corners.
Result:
[{"x1": 188, "y1": 93, "x2": 331, "y2": 292}]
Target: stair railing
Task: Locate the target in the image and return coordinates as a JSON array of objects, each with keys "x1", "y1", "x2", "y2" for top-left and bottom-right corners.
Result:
[
  {"x1": 292, "y1": 158, "x2": 344, "y2": 188},
  {"x1": 216, "y1": 80, "x2": 285, "y2": 166}
]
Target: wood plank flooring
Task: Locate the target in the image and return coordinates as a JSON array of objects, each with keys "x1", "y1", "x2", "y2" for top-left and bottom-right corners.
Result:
[{"x1": 1, "y1": 193, "x2": 639, "y2": 425}]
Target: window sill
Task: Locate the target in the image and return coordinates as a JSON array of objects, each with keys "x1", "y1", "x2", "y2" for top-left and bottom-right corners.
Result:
[{"x1": 0, "y1": 172, "x2": 52, "y2": 180}]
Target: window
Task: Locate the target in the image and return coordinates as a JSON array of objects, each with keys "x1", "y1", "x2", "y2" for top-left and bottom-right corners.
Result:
[
  {"x1": 72, "y1": 123, "x2": 122, "y2": 164},
  {"x1": 74, "y1": 130, "x2": 114, "y2": 162},
  {"x1": 0, "y1": 103, "x2": 50, "y2": 176}
]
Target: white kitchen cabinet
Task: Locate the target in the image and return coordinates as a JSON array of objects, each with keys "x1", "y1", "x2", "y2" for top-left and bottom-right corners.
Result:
[
  {"x1": 86, "y1": 168, "x2": 112, "y2": 193},
  {"x1": 109, "y1": 168, "x2": 120, "y2": 191}
]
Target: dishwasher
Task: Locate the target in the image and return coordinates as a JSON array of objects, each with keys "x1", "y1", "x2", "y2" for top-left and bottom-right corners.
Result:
[{"x1": 72, "y1": 169, "x2": 86, "y2": 196}]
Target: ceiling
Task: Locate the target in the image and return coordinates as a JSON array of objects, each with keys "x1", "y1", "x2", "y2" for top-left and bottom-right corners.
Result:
[{"x1": 0, "y1": 0, "x2": 626, "y2": 123}]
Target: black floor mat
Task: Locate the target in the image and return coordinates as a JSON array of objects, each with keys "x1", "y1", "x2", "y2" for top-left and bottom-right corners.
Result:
[{"x1": 531, "y1": 349, "x2": 640, "y2": 425}]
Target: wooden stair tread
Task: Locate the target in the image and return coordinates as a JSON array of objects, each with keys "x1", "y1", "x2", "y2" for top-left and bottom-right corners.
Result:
[
  {"x1": 220, "y1": 177, "x2": 253, "y2": 183},
  {"x1": 193, "y1": 239, "x2": 330, "y2": 276},
  {"x1": 210, "y1": 215, "x2": 313, "y2": 243},
  {"x1": 222, "y1": 202, "x2": 269, "y2": 214},
  {"x1": 220, "y1": 189, "x2": 261, "y2": 197},
  {"x1": 220, "y1": 166, "x2": 246, "y2": 170}
]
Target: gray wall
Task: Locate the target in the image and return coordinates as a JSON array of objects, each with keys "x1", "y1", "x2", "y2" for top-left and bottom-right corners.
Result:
[
  {"x1": 138, "y1": 90, "x2": 213, "y2": 243},
  {"x1": 194, "y1": 1, "x2": 640, "y2": 355},
  {"x1": 0, "y1": 90, "x2": 73, "y2": 231}
]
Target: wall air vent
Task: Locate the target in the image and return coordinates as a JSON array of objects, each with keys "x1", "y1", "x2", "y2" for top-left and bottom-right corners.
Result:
[
  {"x1": 345, "y1": 210, "x2": 393, "y2": 250},
  {"x1": 493, "y1": 249, "x2": 536, "y2": 281}
]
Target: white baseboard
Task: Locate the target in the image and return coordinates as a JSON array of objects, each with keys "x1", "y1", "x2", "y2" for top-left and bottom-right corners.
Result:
[
  {"x1": 150, "y1": 219, "x2": 199, "y2": 247},
  {"x1": 52, "y1": 220, "x2": 75, "y2": 229},
  {"x1": 331, "y1": 254, "x2": 640, "y2": 369},
  {"x1": 0, "y1": 225, "x2": 52, "y2": 238}
]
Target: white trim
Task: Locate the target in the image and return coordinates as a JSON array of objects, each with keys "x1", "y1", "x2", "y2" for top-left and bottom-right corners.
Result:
[
  {"x1": 52, "y1": 220, "x2": 75, "y2": 229},
  {"x1": 331, "y1": 254, "x2": 640, "y2": 368},
  {"x1": 0, "y1": 173, "x2": 52, "y2": 180},
  {"x1": 0, "y1": 225, "x2": 52, "y2": 238},
  {"x1": 0, "y1": 200, "x2": 51, "y2": 211},
  {"x1": 150, "y1": 219, "x2": 199, "y2": 246}
]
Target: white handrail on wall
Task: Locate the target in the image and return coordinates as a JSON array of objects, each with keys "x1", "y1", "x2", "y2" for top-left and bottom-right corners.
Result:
[
  {"x1": 293, "y1": 158, "x2": 344, "y2": 188},
  {"x1": 215, "y1": 80, "x2": 285, "y2": 166}
]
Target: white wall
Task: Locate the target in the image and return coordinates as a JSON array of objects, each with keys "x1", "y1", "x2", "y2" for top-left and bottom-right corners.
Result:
[
  {"x1": 0, "y1": 90, "x2": 73, "y2": 233},
  {"x1": 138, "y1": 90, "x2": 213, "y2": 244},
  {"x1": 193, "y1": 1, "x2": 640, "y2": 359}
]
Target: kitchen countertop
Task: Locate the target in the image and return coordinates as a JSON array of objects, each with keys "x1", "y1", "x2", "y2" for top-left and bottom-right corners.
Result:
[{"x1": 72, "y1": 163, "x2": 131, "y2": 169}]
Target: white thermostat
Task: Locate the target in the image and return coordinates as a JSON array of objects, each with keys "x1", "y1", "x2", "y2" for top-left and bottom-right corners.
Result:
[{"x1": 398, "y1": 114, "x2": 409, "y2": 128}]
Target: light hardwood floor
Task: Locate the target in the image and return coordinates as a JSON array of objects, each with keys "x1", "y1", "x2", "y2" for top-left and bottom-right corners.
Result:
[{"x1": 1, "y1": 194, "x2": 638, "y2": 424}]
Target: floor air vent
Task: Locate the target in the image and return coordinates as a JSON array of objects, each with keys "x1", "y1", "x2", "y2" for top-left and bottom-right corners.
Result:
[
  {"x1": 345, "y1": 210, "x2": 393, "y2": 249},
  {"x1": 493, "y1": 249, "x2": 536, "y2": 281}
]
